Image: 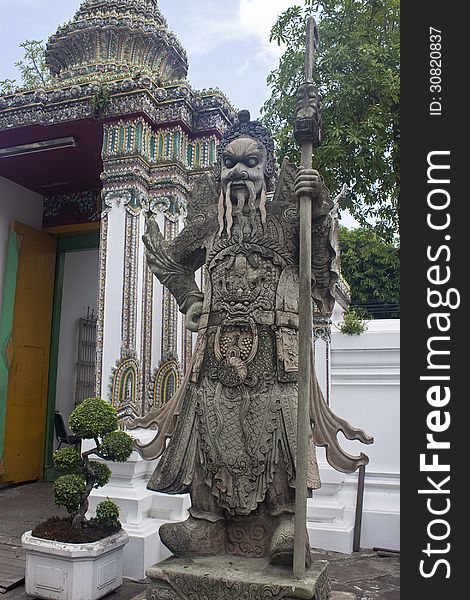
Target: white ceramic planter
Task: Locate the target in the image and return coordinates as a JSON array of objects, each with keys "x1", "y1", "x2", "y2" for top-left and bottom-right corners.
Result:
[{"x1": 21, "y1": 530, "x2": 129, "y2": 600}]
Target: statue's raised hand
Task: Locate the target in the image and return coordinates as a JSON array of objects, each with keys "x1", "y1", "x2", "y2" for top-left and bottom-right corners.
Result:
[{"x1": 186, "y1": 300, "x2": 203, "y2": 332}]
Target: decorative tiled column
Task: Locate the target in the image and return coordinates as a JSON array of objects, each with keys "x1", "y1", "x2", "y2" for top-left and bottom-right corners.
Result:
[
  {"x1": 93, "y1": 120, "x2": 195, "y2": 579},
  {"x1": 96, "y1": 118, "x2": 221, "y2": 415},
  {"x1": 98, "y1": 182, "x2": 147, "y2": 422},
  {"x1": 97, "y1": 120, "x2": 189, "y2": 418},
  {"x1": 1, "y1": 0, "x2": 236, "y2": 579}
]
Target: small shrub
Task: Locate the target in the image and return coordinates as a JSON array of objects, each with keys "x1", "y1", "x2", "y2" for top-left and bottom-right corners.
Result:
[
  {"x1": 54, "y1": 474, "x2": 86, "y2": 514},
  {"x1": 338, "y1": 307, "x2": 370, "y2": 335},
  {"x1": 88, "y1": 461, "x2": 112, "y2": 488},
  {"x1": 53, "y1": 447, "x2": 81, "y2": 472},
  {"x1": 101, "y1": 431, "x2": 133, "y2": 462},
  {"x1": 68, "y1": 397, "x2": 118, "y2": 438},
  {"x1": 95, "y1": 499, "x2": 120, "y2": 529}
]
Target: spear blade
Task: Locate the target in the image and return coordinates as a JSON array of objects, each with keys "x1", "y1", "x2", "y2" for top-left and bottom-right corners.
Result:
[{"x1": 304, "y1": 16, "x2": 319, "y2": 83}]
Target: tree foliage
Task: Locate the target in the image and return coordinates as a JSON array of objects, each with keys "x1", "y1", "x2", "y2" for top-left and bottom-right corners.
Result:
[
  {"x1": 68, "y1": 397, "x2": 119, "y2": 439},
  {"x1": 95, "y1": 499, "x2": 121, "y2": 530},
  {"x1": 0, "y1": 40, "x2": 51, "y2": 94},
  {"x1": 339, "y1": 226, "x2": 399, "y2": 303},
  {"x1": 262, "y1": 0, "x2": 400, "y2": 240}
]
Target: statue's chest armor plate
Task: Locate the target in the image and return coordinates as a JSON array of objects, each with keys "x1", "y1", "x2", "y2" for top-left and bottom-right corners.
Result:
[
  {"x1": 209, "y1": 248, "x2": 281, "y2": 314},
  {"x1": 196, "y1": 236, "x2": 301, "y2": 387}
]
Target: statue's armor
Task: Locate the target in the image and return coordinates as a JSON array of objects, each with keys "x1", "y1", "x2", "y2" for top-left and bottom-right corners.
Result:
[
  {"x1": 135, "y1": 167, "x2": 373, "y2": 525},
  {"x1": 146, "y1": 202, "x2": 322, "y2": 515}
]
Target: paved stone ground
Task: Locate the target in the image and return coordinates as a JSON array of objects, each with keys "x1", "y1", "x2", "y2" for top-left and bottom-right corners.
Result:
[
  {"x1": 311, "y1": 550, "x2": 400, "y2": 600},
  {"x1": 0, "y1": 481, "x2": 399, "y2": 599}
]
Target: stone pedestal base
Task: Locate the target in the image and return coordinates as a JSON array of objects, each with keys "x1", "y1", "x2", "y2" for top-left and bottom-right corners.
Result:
[{"x1": 146, "y1": 555, "x2": 330, "y2": 600}]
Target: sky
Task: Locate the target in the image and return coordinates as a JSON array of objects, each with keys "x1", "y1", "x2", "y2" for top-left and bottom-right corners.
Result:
[{"x1": 0, "y1": 0, "x2": 300, "y2": 117}]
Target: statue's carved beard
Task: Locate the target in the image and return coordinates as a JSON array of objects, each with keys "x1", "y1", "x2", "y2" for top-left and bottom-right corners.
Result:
[{"x1": 218, "y1": 179, "x2": 267, "y2": 240}]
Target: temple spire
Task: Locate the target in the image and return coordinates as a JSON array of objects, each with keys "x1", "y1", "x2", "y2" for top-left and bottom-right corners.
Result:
[{"x1": 46, "y1": 0, "x2": 188, "y2": 83}]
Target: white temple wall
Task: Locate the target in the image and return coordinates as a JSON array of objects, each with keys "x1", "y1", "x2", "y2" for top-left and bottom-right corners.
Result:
[
  {"x1": 151, "y1": 276, "x2": 164, "y2": 370},
  {"x1": 308, "y1": 319, "x2": 400, "y2": 553},
  {"x1": 332, "y1": 319, "x2": 400, "y2": 551},
  {"x1": 314, "y1": 340, "x2": 329, "y2": 402},
  {"x1": 135, "y1": 210, "x2": 146, "y2": 370},
  {"x1": 55, "y1": 249, "x2": 99, "y2": 429},
  {"x1": 149, "y1": 211, "x2": 167, "y2": 401},
  {"x1": 330, "y1": 320, "x2": 400, "y2": 458},
  {"x1": 0, "y1": 176, "x2": 43, "y2": 309},
  {"x1": 100, "y1": 201, "x2": 126, "y2": 398}
]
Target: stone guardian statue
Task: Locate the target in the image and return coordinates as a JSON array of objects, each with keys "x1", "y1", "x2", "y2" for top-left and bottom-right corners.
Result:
[{"x1": 130, "y1": 109, "x2": 373, "y2": 566}]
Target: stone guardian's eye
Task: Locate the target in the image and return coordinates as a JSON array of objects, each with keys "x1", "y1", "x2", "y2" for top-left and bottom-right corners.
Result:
[
  {"x1": 224, "y1": 158, "x2": 236, "y2": 169},
  {"x1": 245, "y1": 157, "x2": 259, "y2": 168}
]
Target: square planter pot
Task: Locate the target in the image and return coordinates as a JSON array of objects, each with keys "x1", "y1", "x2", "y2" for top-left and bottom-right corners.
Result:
[{"x1": 21, "y1": 529, "x2": 129, "y2": 600}]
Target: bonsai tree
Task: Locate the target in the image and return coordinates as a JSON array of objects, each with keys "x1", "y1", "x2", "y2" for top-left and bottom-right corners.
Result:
[{"x1": 46, "y1": 398, "x2": 133, "y2": 536}]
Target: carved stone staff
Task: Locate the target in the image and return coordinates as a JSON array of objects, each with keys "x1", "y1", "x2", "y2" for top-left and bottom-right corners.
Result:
[{"x1": 293, "y1": 15, "x2": 321, "y2": 580}]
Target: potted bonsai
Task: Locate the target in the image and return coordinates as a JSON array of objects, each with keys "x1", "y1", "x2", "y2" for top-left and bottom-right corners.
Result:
[{"x1": 22, "y1": 397, "x2": 133, "y2": 600}]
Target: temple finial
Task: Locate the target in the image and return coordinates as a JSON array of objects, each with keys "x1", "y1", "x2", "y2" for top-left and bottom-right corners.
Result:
[{"x1": 238, "y1": 110, "x2": 251, "y2": 124}]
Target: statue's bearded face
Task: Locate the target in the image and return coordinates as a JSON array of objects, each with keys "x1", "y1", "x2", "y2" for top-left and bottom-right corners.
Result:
[{"x1": 220, "y1": 137, "x2": 267, "y2": 201}]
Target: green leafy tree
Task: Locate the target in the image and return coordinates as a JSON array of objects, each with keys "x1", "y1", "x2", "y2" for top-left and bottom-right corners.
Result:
[
  {"x1": 0, "y1": 40, "x2": 51, "y2": 94},
  {"x1": 339, "y1": 226, "x2": 399, "y2": 304},
  {"x1": 0, "y1": 79, "x2": 17, "y2": 94},
  {"x1": 263, "y1": 0, "x2": 399, "y2": 240},
  {"x1": 53, "y1": 398, "x2": 133, "y2": 530}
]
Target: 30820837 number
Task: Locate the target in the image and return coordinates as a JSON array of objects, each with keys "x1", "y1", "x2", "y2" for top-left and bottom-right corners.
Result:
[{"x1": 429, "y1": 27, "x2": 442, "y2": 116}]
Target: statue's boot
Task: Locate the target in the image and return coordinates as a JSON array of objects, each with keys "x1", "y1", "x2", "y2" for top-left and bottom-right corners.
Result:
[
  {"x1": 269, "y1": 514, "x2": 311, "y2": 567},
  {"x1": 159, "y1": 513, "x2": 226, "y2": 558}
]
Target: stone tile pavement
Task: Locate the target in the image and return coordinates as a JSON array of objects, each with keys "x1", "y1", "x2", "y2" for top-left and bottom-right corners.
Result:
[{"x1": 0, "y1": 481, "x2": 399, "y2": 599}]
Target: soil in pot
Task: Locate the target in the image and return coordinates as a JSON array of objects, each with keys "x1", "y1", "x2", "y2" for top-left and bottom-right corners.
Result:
[{"x1": 32, "y1": 516, "x2": 121, "y2": 543}]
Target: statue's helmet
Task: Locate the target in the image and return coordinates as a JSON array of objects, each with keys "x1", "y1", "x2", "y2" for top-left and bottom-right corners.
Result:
[{"x1": 214, "y1": 110, "x2": 276, "y2": 191}]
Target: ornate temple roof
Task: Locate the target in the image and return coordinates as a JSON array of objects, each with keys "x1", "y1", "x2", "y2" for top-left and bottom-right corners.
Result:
[
  {"x1": 45, "y1": 0, "x2": 188, "y2": 83},
  {"x1": 0, "y1": 0, "x2": 235, "y2": 196}
]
